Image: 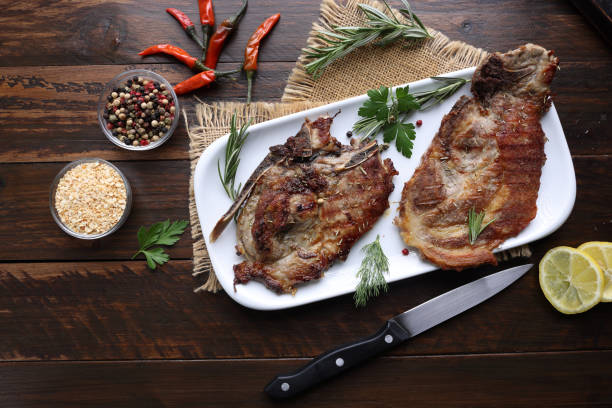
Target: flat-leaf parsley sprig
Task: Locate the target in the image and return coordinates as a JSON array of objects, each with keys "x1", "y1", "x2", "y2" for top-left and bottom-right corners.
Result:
[
  {"x1": 353, "y1": 77, "x2": 469, "y2": 158},
  {"x1": 354, "y1": 235, "x2": 390, "y2": 307},
  {"x1": 304, "y1": 0, "x2": 431, "y2": 78},
  {"x1": 132, "y1": 220, "x2": 189, "y2": 270},
  {"x1": 218, "y1": 112, "x2": 252, "y2": 201},
  {"x1": 353, "y1": 85, "x2": 420, "y2": 157}
]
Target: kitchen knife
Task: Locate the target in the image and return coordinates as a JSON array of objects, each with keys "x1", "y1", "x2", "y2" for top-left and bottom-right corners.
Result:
[{"x1": 265, "y1": 263, "x2": 532, "y2": 399}]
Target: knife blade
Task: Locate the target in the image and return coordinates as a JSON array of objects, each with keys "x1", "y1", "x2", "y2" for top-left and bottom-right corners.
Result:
[{"x1": 264, "y1": 263, "x2": 532, "y2": 399}]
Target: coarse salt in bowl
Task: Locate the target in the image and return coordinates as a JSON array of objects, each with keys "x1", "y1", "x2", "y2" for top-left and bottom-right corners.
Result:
[
  {"x1": 50, "y1": 158, "x2": 132, "y2": 239},
  {"x1": 97, "y1": 69, "x2": 180, "y2": 151}
]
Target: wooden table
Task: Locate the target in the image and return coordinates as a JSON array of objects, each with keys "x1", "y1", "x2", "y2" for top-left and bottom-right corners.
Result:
[{"x1": 1, "y1": 1, "x2": 611, "y2": 406}]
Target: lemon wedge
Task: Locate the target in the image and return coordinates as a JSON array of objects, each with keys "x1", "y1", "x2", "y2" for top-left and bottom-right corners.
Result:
[
  {"x1": 539, "y1": 246, "x2": 604, "y2": 314},
  {"x1": 577, "y1": 242, "x2": 612, "y2": 302}
]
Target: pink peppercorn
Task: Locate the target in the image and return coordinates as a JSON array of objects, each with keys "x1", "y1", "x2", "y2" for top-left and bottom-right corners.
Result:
[
  {"x1": 402, "y1": 248, "x2": 409, "y2": 256},
  {"x1": 416, "y1": 120, "x2": 422, "y2": 127}
]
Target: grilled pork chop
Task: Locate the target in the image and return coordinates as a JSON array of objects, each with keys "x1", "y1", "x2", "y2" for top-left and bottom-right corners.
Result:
[
  {"x1": 396, "y1": 44, "x2": 559, "y2": 270},
  {"x1": 211, "y1": 116, "x2": 397, "y2": 293}
]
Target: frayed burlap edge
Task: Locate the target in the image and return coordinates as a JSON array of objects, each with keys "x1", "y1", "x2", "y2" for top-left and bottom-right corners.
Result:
[
  {"x1": 187, "y1": 101, "x2": 327, "y2": 293},
  {"x1": 282, "y1": 0, "x2": 489, "y2": 103}
]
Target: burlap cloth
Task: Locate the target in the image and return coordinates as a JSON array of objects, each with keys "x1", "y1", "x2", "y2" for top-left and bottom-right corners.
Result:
[{"x1": 187, "y1": 0, "x2": 530, "y2": 293}]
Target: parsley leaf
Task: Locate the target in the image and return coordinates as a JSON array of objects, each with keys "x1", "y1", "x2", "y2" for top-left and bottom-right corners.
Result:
[
  {"x1": 353, "y1": 77, "x2": 469, "y2": 159},
  {"x1": 156, "y1": 220, "x2": 189, "y2": 246},
  {"x1": 392, "y1": 123, "x2": 416, "y2": 157},
  {"x1": 137, "y1": 222, "x2": 165, "y2": 250},
  {"x1": 132, "y1": 220, "x2": 188, "y2": 270},
  {"x1": 353, "y1": 84, "x2": 420, "y2": 158},
  {"x1": 395, "y1": 86, "x2": 420, "y2": 112},
  {"x1": 142, "y1": 247, "x2": 170, "y2": 270},
  {"x1": 358, "y1": 86, "x2": 389, "y2": 119}
]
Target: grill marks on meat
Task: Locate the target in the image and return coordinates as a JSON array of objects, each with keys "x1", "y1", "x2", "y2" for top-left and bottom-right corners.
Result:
[
  {"x1": 212, "y1": 116, "x2": 397, "y2": 294},
  {"x1": 396, "y1": 44, "x2": 559, "y2": 270}
]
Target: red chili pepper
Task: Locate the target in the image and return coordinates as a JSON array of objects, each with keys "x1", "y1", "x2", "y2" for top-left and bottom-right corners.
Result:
[
  {"x1": 198, "y1": 0, "x2": 214, "y2": 26},
  {"x1": 204, "y1": 0, "x2": 248, "y2": 69},
  {"x1": 138, "y1": 44, "x2": 207, "y2": 72},
  {"x1": 166, "y1": 8, "x2": 204, "y2": 49},
  {"x1": 166, "y1": 8, "x2": 193, "y2": 30},
  {"x1": 173, "y1": 69, "x2": 240, "y2": 95},
  {"x1": 243, "y1": 13, "x2": 280, "y2": 104},
  {"x1": 198, "y1": 0, "x2": 215, "y2": 59},
  {"x1": 174, "y1": 71, "x2": 216, "y2": 95}
]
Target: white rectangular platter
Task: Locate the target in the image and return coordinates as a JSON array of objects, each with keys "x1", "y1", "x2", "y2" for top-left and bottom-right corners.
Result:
[{"x1": 194, "y1": 67, "x2": 576, "y2": 310}]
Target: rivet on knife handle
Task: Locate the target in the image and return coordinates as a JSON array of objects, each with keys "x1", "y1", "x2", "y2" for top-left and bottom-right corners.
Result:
[{"x1": 264, "y1": 320, "x2": 410, "y2": 399}]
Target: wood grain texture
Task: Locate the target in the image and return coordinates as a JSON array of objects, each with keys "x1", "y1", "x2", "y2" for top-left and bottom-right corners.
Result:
[
  {"x1": 1, "y1": 1, "x2": 610, "y2": 67},
  {"x1": 1, "y1": 61, "x2": 610, "y2": 163},
  {"x1": 0, "y1": 157, "x2": 609, "y2": 262},
  {"x1": 1, "y1": 0, "x2": 611, "y2": 405},
  {"x1": 0, "y1": 62, "x2": 294, "y2": 163},
  {"x1": 0, "y1": 161, "x2": 192, "y2": 261},
  {"x1": 1, "y1": 242, "x2": 611, "y2": 361},
  {"x1": 2, "y1": 352, "x2": 611, "y2": 407}
]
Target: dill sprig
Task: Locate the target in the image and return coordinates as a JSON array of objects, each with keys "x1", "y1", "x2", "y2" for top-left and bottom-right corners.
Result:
[
  {"x1": 413, "y1": 77, "x2": 470, "y2": 109},
  {"x1": 303, "y1": 0, "x2": 431, "y2": 78},
  {"x1": 218, "y1": 112, "x2": 252, "y2": 200},
  {"x1": 468, "y1": 207, "x2": 496, "y2": 245},
  {"x1": 354, "y1": 235, "x2": 390, "y2": 307}
]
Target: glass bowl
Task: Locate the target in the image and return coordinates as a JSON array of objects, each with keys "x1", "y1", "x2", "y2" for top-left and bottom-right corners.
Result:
[
  {"x1": 50, "y1": 158, "x2": 132, "y2": 239},
  {"x1": 97, "y1": 69, "x2": 180, "y2": 151}
]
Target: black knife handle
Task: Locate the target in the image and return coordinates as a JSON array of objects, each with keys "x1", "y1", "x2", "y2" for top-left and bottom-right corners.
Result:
[{"x1": 264, "y1": 320, "x2": 410, "y2": 399}]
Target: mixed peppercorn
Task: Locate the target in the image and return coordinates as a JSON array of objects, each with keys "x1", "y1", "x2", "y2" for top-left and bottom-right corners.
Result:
[{"x1": 102, "y1": 77, "x2": 176, "y2": 147}]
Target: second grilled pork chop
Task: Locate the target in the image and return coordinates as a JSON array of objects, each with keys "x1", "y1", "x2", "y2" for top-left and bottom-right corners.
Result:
[
  {"x1": 211, "y1": 116, "x2": 397, "y2": 293},
  {"x1": 396, "y1": 44, "x2": 559, "y2": 270}
]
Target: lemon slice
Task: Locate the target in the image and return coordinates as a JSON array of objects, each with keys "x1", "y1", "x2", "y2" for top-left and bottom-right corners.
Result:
[
  {"x1": 539, "y1": 246, "x2": 604, "y2": 314},
  {"x1": 577, "y1": 242, "x2": 612, "y2": 302}
]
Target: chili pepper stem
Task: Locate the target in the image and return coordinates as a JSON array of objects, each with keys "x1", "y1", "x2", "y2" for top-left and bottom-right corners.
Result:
[
  {"x1": 229, "y1": 0, "x2": 248, "y2": 25},
  {"x1": 194, "y1": 60, "x2": 210, "y2": 72},
  {"x1": 201, "y1": 25, "x2": 212, "y2": 61},
  {"x1": 246, "y1": 70, "x2": 254, "y2": 104},
  {"x1": 216, "y1": 68, "x2": 241, "y2": 78},
  {"x1": 187, "y1": 26, "x2": 205, "y2": 49}
]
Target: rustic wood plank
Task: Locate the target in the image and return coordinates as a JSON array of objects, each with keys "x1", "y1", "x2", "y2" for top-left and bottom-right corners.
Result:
[
  {"x1": 0, "y1": 155, "x2": 612, "y2": 261},
  {"x1": 0, "y1": 161, "x2": 192, "y2": 261},
  {"x1": 0, "y1": 156, "x2": 610, "y2": 261},
  {"x1": 0, "y1": 0, "x2": 317, "y2": 67},
  {"x1": 1, "y1": 351, "x2": 611, "y2": 407},
  {"x1": 1, "y1": 1, "x2": 610, "y2": 67},
  {"x1": 1, "y1": 235, "x2": 611, "y2": 362},
  {"x1": 569, "y1": 0, "x2": 612, "y2": 46},
  {"x1": 1, "y1": 61, "x2": 610, "y2": 164},
  {"x1": 1, "y1": 0, "x2": 609, "y2": 405},
  {"x1": 0, "y1": 62, "x2": 294, "y2": 163}
]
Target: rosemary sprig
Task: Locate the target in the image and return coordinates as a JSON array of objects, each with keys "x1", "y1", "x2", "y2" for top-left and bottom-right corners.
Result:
[
  {"x1": 218, "y1": 112, "x2": 252, "y2": 200},
  {"x1": 413, "y1": 77, "x2": 470, "y2": 109},
  {"x1": 354, "y1": 235, "x2": 389, "y2": 307},
  {"x1": 468, "y1": 207, "x2": 496, "y2": 245},
  {"x1": 304, "y1": 0, "x2": 431, "y2": 78}
]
